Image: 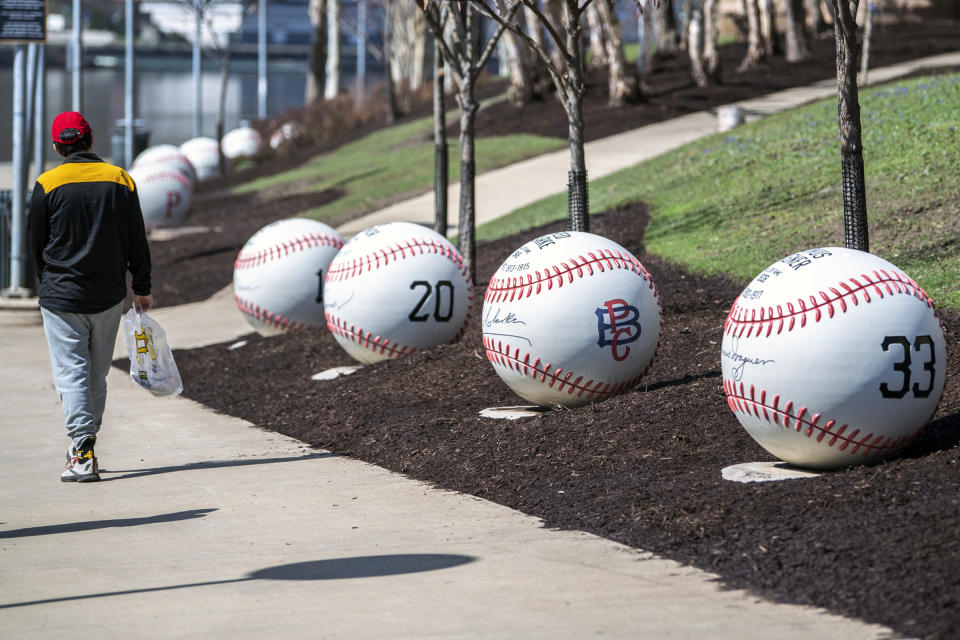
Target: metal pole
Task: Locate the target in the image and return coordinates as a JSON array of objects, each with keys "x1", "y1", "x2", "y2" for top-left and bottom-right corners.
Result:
[
  {"x1": 72, "y1": 0, "x2": 83, "y2": 111},
  {"x1": 257, "y1": 0, "x2": 267, "y2": 119},
  {"x1": 357, "y1": 0, "x2": 366, "y2": 105},
  {"x1": 34, "y1": 45, "x2": 46, "y2": 180},
  {"x1": 124, "y1": 0, "x2": 135, "y2": 167},
  {"x1": 193, "y1": 0, "x2": 202, "y2": 137},
  {"x1": 25, "y1": 45, "x2": 37, "y2": 161},
  {"x1": 6, "y1": 46, "x2": 29, "y2": 297}
]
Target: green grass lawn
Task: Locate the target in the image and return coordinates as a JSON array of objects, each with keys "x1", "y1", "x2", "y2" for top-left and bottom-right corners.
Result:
[
  {"x1": 233, "y1": 112, "x2": 564, "y2": 228},
  {"x1": 477, "y1": 73, "x2": 960, "y2": 310}
]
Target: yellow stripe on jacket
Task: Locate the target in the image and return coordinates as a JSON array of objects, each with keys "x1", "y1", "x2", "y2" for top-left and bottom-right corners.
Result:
[{"x1": 37, "y1": 162, "x2": 136, "y2": 194}]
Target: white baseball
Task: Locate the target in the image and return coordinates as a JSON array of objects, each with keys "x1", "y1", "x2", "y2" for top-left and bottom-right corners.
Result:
[
  {"x1": 323, "y1": 222, "x2": 473, "y2": 365},
  {"x1": 722, "y1": 247, "x2": 946, "y2": 470},
  {"x1": 233, "y1": 218, "x2": 344, "y2": 336},
  {"x1": 129, "y1": 164, "x2": 193, "y2": 228},
  {"x1": 131, "y1": 144, "x2": 197, "y2": 190},
  {"x1": 483, "y1": 231, "x2": 662, "y2": 408},
  {"x1": 221, "y1": 127, "x2": 263, "y2": 159},
  {"x1": 180, "y1": 136, "x2": 228, "y2": 181}
]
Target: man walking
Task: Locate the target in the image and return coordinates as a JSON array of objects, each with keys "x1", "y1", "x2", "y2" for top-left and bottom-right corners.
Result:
[{"x1": 28, "y1": 111, "x2": 153, "y2": 483}]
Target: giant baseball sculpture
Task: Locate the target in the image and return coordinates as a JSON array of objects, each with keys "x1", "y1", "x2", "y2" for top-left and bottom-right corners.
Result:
[
  {"x1": 323, "y1": 222, "x2": 473, "y2": 364},
  {"x1": 483, "y1": 231, "x2": 661, "y2": 408},
  {"x1": 722, "y1": 247, "x2": 946, "y2": 469},
  {"x1": 180, "y1": 136, "x2": 228, "y2": 181},
  {"x1": 131, "y1": 144, "x2": 197, "y2": 190},
  {"x1": 129, "y1": 164, "x2": 192, "y2": 229},
  {"x1": 233, "y1": 218, "x2": 344, "y2": 336}
]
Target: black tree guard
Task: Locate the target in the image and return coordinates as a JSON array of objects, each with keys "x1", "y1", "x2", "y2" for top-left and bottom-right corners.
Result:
[
  {"x1": 568, "y1": 170, "x2": 589, "y2": 233},
  {"x1": 841, "y1": 155, "x2": 869, "y2": 252}
]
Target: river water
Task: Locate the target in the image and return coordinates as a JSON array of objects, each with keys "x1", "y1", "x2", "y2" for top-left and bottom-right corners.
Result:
[{"x1": 0, "y1": 62, "x2": 317, "y2": 166}]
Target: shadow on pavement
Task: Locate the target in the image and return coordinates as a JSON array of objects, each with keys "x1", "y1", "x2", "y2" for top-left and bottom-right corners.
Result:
[
  {"x1": 0, "y1": 554, "x2": 476, "y2": 609},
  {"x1": 102, "y1": 451, "x2": 337, "y2": 481},
  {"x1": 0, "y1": 508, "x2": 217, "y2": 539}
]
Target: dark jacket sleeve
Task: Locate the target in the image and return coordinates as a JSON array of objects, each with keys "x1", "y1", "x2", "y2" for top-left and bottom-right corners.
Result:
[
  {"x1": 27, "y1": 181, "x2": 48, "y2": 277},
  {"x1": 126, "y1": 184, "x2": 152, "y2": 296}
]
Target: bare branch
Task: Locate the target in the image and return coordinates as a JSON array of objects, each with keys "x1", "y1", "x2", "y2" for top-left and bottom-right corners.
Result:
[
  {"x1": 474, "y1": 0, "x2": 523, "y2": 78},
  {"x1": 418, "y1": 2, "x2": 467, "y2": 87}
]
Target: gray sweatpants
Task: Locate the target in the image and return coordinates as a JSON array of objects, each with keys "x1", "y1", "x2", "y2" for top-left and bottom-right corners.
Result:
[{"x1": 40, "y1": 302, "x2": 123, "y2": 449}]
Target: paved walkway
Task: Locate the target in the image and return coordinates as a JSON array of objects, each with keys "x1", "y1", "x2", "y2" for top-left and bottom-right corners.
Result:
[{"x1": 4, "y1": 52, "x2": 957, "y2": 637}]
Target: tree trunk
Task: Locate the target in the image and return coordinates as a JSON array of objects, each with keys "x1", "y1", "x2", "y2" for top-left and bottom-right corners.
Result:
[
  {"x1": 655, "y1": 0, "x2": 681, "y2": 55},
  {"x1": 738, "y1": 0, "x2": 766, "y2": 71},
  {"x1": 805, "y1": 0, "x2": 827, "y2": 36},
  {"x1": 411, "y1": 9, "x2": 429, "y2": 92},
  {"x1": 636, "y1": 0, "x2": 655, "y2": 88},
  {"x1": 563, "y1": 0, "x2": 589, "y2": 232},
  {"x1": 433, "y1": 35, "x2": 448, "y2": 237},
  {"x1": 586, "y1": 3, "x2": 607, "y2": 70},
  {"x1": 384, "y1": 2, "x2": 401, "y2": 124},
  {"x1": 305, "y1": 0, "x2": 327, "y2": 104},
  {"x1": 703, "y1": 0, "x2": 721, "y2": 82},
  {"x1": 688, "y1": 8, "x2": 707, "y2": 87},
  {"x1": 457, "y1": 80, "x2": 478, "y2": 284},
  {"x1": 784, "y1": 0, "x2": 812, "y2": 62},
  {"x1": 594, "y1": 0, "x2": 637, "y2": 105},
  {"x1": 502, "y1": 10, "x2": 534, "y2": 105},
  {"x1": 759, "y1": 0, "x2": 781, "y2": 56},
  {"x1": 832, "y1": 0, "x2": 868, "y2": 251},
  {"x1": 860, "y1": 0, "x2": 873, "y2": 84},
  {"x1": 324, "y1": 0, "x2": 340, "y2": 99}
]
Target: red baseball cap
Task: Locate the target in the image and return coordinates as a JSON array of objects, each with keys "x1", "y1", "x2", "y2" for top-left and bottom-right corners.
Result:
[{"x1": 51, "y1": 111, "x2": 92, "y2": 143}]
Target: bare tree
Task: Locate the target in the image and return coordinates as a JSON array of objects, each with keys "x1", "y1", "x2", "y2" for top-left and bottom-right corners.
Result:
[
  {"x1": 655, "y1": 0, "x2": 682, "y2": 54},
  {"x1": 737, "y1": 0, "x2": 766, "y2": 71},
  {"x1": 475, "y1": 0, "x2": 598, "y2": 232},
  {"x1": 306, "y1": 0, "x2": 328, "y2": 103},
  {"x1": 586, "y1": 3, "x2": 608, "y2": 70},
  {"x1": 831, "y1": 0, "x2": 868, "y2": 250},
  {"x1": 784, "y1": 0, "x2": 812, "y2": 61},
  {"x1": 593, "y1": 0, "x2": 638, "y2": 106},
  {"x1": 432, "y1": 24, "x2": 449, "y2": 236},
  {"x1": 635, "y1": 0, "x2": 655, "y2": 88},
  {"x1": 688, "y1": 0, "x2": 720, "y2": 86},
  {"x1": 759, "y1": 0, "x2": 781, "y2": 57},
  {"x1": 499, "y1": 3, "x2": 536, "y2": 105},
  {"x1": 324, "y1": 0, "x2": 342, "y2": 98},
  {"x1": 420, "y1": 1, "x2": 521, "y2": 283}
]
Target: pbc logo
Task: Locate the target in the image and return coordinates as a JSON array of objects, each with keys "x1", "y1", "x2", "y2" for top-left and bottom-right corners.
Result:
[{"x1": 595, "y1": 299, "x2": 642, "y2": 361}]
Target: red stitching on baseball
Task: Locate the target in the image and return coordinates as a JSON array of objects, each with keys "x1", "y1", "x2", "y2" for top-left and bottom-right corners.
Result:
[
  {"x1": 724, "y1": 271, "x2": 936, "y2": 337},
  {"x1": 483, "y1": 335, "x2": 656, "y2": 402},
  {"x1": 234, "y1": 232, "x2": 344, "y2": 271},
  {"x1": 234, "y1": 295, "x2": 306, "y2": 331},
  {"x1": 723, "y1": 379, "x2": 923, "y2": 458},
  {"x1": 325, "y1": 238, "x2": 469, "y2": 283},
  {"x1": 484, "y1": 249, "x2": 658, "y2": 304},
  {"x1": 324, "y1": 312, "x2": 425, "y2": 358}
]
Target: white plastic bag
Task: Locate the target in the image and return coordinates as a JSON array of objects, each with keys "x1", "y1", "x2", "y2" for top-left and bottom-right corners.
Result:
[{"x1": 122, "y1": 308, "x2": 183, "y2": 397}]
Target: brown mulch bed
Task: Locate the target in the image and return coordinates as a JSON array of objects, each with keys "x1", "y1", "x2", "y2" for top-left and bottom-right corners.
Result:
[{"x1": 132, "y1": 20, "x2": 960, "y2": 639}]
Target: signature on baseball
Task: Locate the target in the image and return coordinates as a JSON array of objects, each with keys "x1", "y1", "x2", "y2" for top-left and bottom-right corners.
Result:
[
  {"x1": 722, "y1": 336, "x2": 775, "y2": 382},
  {"x1": 484, "y1": 306, "x2": 527, "y2": 328},
  {"x1": 324, "y1": 292, "x2": 354, "y2": 311}
]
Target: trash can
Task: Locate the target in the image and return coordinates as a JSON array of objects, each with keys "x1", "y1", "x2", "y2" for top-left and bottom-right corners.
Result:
[{"x1": 111, "y1": 119, "x2": 151, "y2": 168}]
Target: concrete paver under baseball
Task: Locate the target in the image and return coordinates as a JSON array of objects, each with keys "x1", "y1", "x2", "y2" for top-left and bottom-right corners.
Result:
[{"x1": 8, "y1": 54, "x2": 958, "y2": 637}]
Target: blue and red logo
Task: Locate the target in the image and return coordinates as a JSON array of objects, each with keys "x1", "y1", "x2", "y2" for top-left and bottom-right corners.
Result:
[{"x1": 596, "y1": 299, "x2": 642, "y2": 361}]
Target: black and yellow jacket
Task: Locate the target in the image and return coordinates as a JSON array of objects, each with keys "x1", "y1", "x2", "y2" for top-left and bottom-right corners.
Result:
[{"x1": 28, "y1": 152, "x2": 151, "y2": 313}]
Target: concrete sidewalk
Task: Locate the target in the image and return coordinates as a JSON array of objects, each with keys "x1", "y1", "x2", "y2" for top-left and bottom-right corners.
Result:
[
  {"x1": 5, "y1": 54, "x2": 957, "y2": 637},
  {"x1": 1, "y1": 316, "x2": 892, "y2": 638}
]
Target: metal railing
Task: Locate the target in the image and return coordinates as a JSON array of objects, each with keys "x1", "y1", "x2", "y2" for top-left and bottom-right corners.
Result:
[{"x1": 0, "y1": 189, "x2": 35, "y2": 294}]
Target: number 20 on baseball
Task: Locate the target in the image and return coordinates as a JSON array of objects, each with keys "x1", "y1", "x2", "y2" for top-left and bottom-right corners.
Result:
[{"x1": 880, "y1": 334, "x2": 937, "y2": 399}]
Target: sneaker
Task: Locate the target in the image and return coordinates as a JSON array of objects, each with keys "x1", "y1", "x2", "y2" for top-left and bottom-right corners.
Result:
[{"x1": 62, "y1": 439, "x2": 100, "y2": 483}]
